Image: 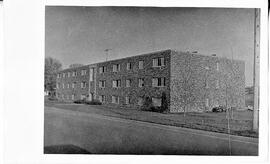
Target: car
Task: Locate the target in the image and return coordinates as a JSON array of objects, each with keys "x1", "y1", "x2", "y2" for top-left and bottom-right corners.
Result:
[{"x1": 212, "y1": 106, "x2": 226, "y2": 112}]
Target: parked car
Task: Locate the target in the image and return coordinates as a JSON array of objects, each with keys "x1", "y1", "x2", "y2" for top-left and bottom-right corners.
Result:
[{"x1": 212, "y1": 106, "x2": 226, "y2": 112}]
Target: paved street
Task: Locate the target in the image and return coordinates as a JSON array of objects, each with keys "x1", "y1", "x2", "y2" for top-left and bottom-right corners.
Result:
[{"x1": 44, "y1": 106, "x2": 258, "y2": 155}]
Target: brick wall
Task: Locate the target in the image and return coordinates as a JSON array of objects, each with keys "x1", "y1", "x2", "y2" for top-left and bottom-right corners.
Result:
[
  {"x1": 95, "y1": 50, "x2": 171, "y2": 109},
  {"x1": 170, "y1": 51, "x2": 245, "y2": 112}
]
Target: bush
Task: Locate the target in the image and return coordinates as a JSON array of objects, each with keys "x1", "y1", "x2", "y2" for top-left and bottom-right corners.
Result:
[
  {"x1": 141, "y1": 96, "x2": 153, "y2": 111},
  {"x1": 73, "y1": 99, "x2": 101, "y2": 105},
  {"x1": 48, "y1": 96, "x2": 58, "y2": 101}
]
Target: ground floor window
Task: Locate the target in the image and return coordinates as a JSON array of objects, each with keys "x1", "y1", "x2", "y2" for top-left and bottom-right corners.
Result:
[
  {"x1": 99, "y1": 95, "x2": 105, "y2": 103},
  {"x1": 125, "y1": 96, "x2": 131, "y2": 105},
  {"x1": 72, "y1": 94, "x2": 75, "y2": 100},
  {"x1": 112, "y1": 95, "x2": 119, "y2": 104},
  {"x1": 205, "y1": 98, "x2": 209, "y2": 107},
  {"x1": 152, "y1": 97, "x2": 162, "y2": 107},
  {"x1": 81, "y1": 94, "x2": 86, "y2": 100},
  {"x1": 138, "y1": 97, "x2": 143, "y2": 106}
]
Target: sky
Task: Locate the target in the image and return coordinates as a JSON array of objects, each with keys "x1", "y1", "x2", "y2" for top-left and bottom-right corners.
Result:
[{"x1": 45, "y1": 6, "x2": 255, "y2": 86}]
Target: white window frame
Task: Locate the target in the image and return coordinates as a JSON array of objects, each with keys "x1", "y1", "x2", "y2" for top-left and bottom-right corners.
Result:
[
  {"x1": 99, "y1": 80, "x2": 106, "y2": 88},
  {"x1": 152, "y1": 57, "x2": 165, "y2": 67},
  {"x1": 67, "y1": 72, "x2": 70, "y2": 77},
  {"x1": 81, "y1": 82, "x2": 86, "y2": 88},
  {"x1": 67, "y1": 83, "x2": 70, "y2": 89},
  {"x1": 112, "y1": 95, "x2": 119, "y2": 104},
  {"x1": 112, "y1": 80, "x2": 121, "y2": 88},
  {"x1": 72, "y1": 82, "x2": 76, "y2": 88},
  {"x1": 139, "y1": 60, "x2": 144, "y2": 69},
  {"x1": 99, "y1": 66, "x2": 105, "y2": 74},
  {"x1": 152, "y1": 77, "x2": 165, "y2": 87},
  {"x1": 125, "y1": 96, "x2": 130, "y2": 105},
  {"x1": 206, "y1": 98, "x2": 209, "y2": 107},
  {"x1": 62, "y1": 83, "x2": 65, "y2": 89},
  {"x1": 113, "y1": 64, "x2": 120, "y2": 72},
  {"x1": 81, "y1": 69, "x2": 86, "y2": 76},
  {"x1": 126, "y1": 79, "x2": 131, "y2": 87},
  {"x1": 127, "y1": 62, "x2": 132, "y2": 70},
  {"x1": 138, "y1": 78, "x2": 144, "y2": 87}
]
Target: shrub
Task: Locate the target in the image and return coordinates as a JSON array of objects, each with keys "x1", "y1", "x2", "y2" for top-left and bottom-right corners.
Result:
[
  {"x1": 160, "y1": 92, "x2": 168, "y2": 112},
  {"x1": 48, "y1": 96, "x2": 58, "y2": 101},
  {"x1": 141, "y1": 96, "x2": 153, "y2": 111},
  {"x1": 73, "y1": 99, "x2": 85, "y2": 104},
  {"x1": 74, "y1": 99, "x2": 102, "y2": 105}
]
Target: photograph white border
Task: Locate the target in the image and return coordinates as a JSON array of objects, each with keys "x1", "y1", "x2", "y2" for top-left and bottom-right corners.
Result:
[{"x1": 2, "y1": 0, "x2": 269, "y2": 164}]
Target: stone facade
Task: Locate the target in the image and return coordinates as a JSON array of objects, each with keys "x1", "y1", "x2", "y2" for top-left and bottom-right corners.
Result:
[{"x1": 56, "y1": 49, "x2": 245, "y2": 112}]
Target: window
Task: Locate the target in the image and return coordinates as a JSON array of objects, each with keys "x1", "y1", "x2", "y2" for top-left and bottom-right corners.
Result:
[
  {"x1": 99, "y1": 66, "x2": 105, "y2": 73},
  {"x1": 57, "y1": 74, "x2": 61, "y2": 78},
  {"x1": 56, "y1": 83, "x2": 60, "y2": 89},
  {"x1": 125, "y1": 96, "x2": 131, "y2": 105},
  {"x1": 99, "y1": 95, "x2": 105, "y2": 103},
  {"x1": 138, "y1": 78, "x2": 144, "y2": 87},
  {"x1": 112, "y1": 95, "x2": 119, "y2": 104},
  {"x1": 62, "y1": 83, "x2": 65, "y2": 89},
  {"x1": 205, "y1": 98, "x2": 209, "y2": 107},
  {"x1": 72, "y1": 71, "x2": 76, "y2": 77},
  {"x1": 205, "y1": 80, "x2": 209, "y2": 88},
  {"x1": 72, "y1": 94, "x2": 75, "y2": 100},
  {"x1": 152, "y1": 97, "x2": 162, "y2": 107},
  {"x1": 62, "y1": 94, "x2": 64, "y2": 99},
  {"x1": 139, "y1": 60, "x2": 144, "y2": 69},
  {"x1": 90, "y1": 68, "x2": 94, "y2": 81},
  {"x1": 99, "y1": 80, "x2": 106, "y2": 88},
  {"x1": 66, "y1": 95, "x2": 69, "y2": 100},
  {"x1": 216, "y1": 79, "x2": 219, "y2": 89},
  {"x1": 81, "y1": 82, "x2": 86, "y2": 88},
  {"x1": 63, "y1": 73, "x2": 66, "y2": 78},
  {"x1": 216, "y1": 62, "x2": 219, "y2": 71},
  {"x1": 152, "y1": 77, "x2": 165, "y2": 87},
  {"x1": 138, "y1": 97, "x2": 143, "y2": 106},
  {"x1": 113, "y1": 64, "x2": 120, "y2": 72},
  {"x1": 126, "y1": 79, "x2": 131, "y2": 87},
  {"x1": 112, "y1": 80, "x2": 121, "y2": 88},
  {"x1": 72, "y1": 82, "x2": 76, "y2": 88},
  {"x1": 81, "y1": 94, "x2": 86, "y2": 100},
  {"x1": 67, "y1": 72, "x2": 71, "y2": 77},
  {"x1": 81, "y1": 69, "x2": 87, "y2": 76},
  {"x1": 152, "y1": 57, "x2": 165, "y2": 67},
  {"x1": 127, "y1": 62, "x2": 132, "y2": 70},
  {"x1": 67, "y1": 83, "x2": 70, "y2": 89}
]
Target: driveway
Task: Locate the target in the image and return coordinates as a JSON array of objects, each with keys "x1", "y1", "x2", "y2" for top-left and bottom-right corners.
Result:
[{"x1": 44, "y1": 106, "x2": 258, "y2": 155}]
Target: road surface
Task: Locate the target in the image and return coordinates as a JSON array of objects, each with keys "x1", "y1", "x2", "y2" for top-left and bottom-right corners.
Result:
[{"x1": 44, "y1": 106, "x2": 258, "y2": 155}]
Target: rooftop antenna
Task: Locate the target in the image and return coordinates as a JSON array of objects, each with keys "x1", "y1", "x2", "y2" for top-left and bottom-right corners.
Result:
[{"x1": 104, "y1": 48, "x2": 112, "y2": 62}]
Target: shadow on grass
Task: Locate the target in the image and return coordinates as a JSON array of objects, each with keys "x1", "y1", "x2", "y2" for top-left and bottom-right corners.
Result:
[{"x1": 44, "y1": 144, "x2": 91, "y2": 154}]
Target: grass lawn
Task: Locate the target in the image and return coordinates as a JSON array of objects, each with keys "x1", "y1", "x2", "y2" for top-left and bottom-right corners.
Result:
[{"x1": 45, "y1": 100, "x2": 258, "y2": 138}]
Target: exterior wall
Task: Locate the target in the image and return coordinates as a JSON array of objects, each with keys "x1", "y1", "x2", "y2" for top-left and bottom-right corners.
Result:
[
  {"x1": 170, "y1": 51, "x2": 245, "y2": 112},
  {"x1": 56, "y1": 65, "x2": 92, "y2": 101},
  {"x1": 95, "y1": 50, "x2": 171, "y2": 110}
]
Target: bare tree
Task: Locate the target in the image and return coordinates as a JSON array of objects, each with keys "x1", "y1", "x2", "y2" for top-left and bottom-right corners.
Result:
[
  {"x1": 45, "y1": 57, "x2": 62, "y2": 95},
  {"x1": 69, "y1": 63, "x2": 84, "y2": 68}
]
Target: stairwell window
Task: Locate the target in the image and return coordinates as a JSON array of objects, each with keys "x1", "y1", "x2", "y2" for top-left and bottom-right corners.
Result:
[
  {"x1": 139, "y1": 60, "x2": 144, "y2": 69},
  {"x1": 138, "y1": 78, "x2": 144, "y2": 87},
  {"x1": 152, "y1": 77, "x2": 165, "y2": 87},
  {"x1": 152, "y1": 57, "x2": 165, "y2": 67}
]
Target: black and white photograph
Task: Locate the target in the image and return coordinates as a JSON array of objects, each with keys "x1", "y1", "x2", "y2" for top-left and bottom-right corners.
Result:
[
  {"x1": 1, "y1": 0, "x2": 269, "y2": 163},
  {"x1": 44, "y1": 6, "x2": 260, "y2": 155}
]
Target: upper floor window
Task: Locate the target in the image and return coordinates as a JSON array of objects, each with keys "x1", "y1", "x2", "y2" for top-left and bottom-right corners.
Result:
[
  {"x1": 63, "y1": 73, "x2": 66, "y2": 78},
  {"x1": 113, "y1": 64, "x2": 121, "y2": 72},
  {"x1": 152, "y1": 57, "x2": 165, "y2": 67},
  {"x1": 99, "y1": 80, "x2": 106, "y2": 88},
  {"x1": 152, "y1": 77, "x2": 165, "y2": 87},
  {"x1": 127, "y1": 62, "x2": 132, "y2": 70},
  {"x1": 90, "y1": 68, "x2": 94, "y2": 81},
  {"x1": 56, "y1": 83, "x2": 60, "y2": 89},
  {"x1": 139, "y1": 61, "x2": 144, "y2": 69},
  {"x1": 72, "y1": 71, "x2": 77, "y2": 77},
  {"x1": 67, "y1": 83, "x2": 70, "y2": 89},
  {"x1": 126, "y1": 79, "x2": 131, "y2": 87},
  {"x1": 81, "y1": 81, "x2": 87, "y2": 88},
  {"x1": 205, "y1": 80, "x2": 209, "y2": 89},
  {"x1": 57, "y1": 74, "x2": 61, "y2": 78},
  {"x1": 216, "y1": 62, "x2": 219, "y2": 71},
  {"x1": 72, "y1": 82, "x2": 76, "y2": 88},
  {"x1": 62, "y1": 83, "x2": 65, "y2": 89},
  {"x1": 112, "y1": 80, "x2": 121, "y2": 88},
  {"x1": 81, "y1": 69, "x2": 87, "y2": 76},
  {"x1": 99, "y1": 66, "x2": 106, "y2": 74},
  {"x1": 67, "y1": 72, "x2": 70, "y2": 77},
  {"x1": 138, "y1": 78, "x2": 144, "y2": 87}
]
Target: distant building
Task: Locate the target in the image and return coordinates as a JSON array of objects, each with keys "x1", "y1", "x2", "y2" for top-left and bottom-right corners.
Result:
[{"x1": 56, "y1": 49, "x2": 245, "y2": 112}]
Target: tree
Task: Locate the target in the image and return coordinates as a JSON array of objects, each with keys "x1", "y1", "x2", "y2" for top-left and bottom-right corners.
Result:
[
  {"x1": 69, "y1": 63, "x2": 84, "y2": 68},
  {"x1": 45, "y1": 57, "x2": 62, "y2": 95}
]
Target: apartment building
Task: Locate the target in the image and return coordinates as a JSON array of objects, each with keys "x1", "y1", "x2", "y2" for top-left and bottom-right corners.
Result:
[{"x1": 56, "y1": 49, "x2": 245, "y2": 112}]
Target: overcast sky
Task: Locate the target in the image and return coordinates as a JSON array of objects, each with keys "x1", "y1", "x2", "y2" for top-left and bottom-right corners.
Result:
[{"x1": 45, "y1": 6, "x2": 255, "y2": 86}]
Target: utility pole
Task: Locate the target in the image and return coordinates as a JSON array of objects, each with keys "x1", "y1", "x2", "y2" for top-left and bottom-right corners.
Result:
[
  {"x1": 253, "y1": 8, "x2": 260, "y2": 131},
  {"x1": 105, "y1": 48, "x2": 112, "y2": 61}
]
